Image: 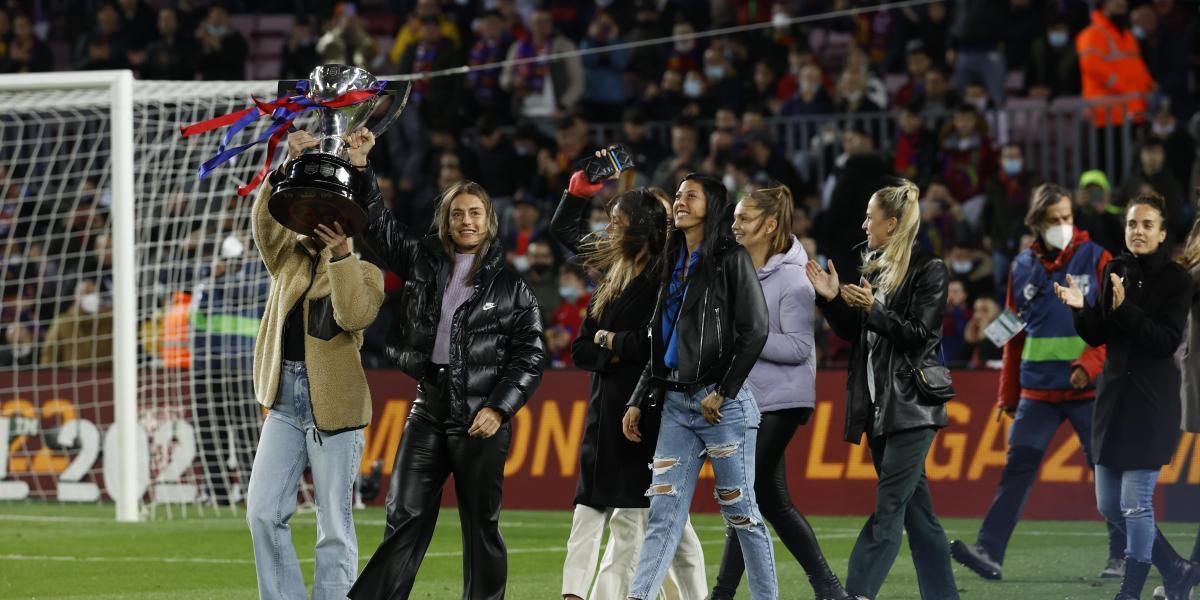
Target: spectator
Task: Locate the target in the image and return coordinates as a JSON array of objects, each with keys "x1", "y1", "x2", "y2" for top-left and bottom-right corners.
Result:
[
  {"x1": 917, "y1": 67, "x2": 959, "y2": 129},
  {"x1": 744, "y1": 130, "x2": 806, "y2": 201},
  {"x1": 1117, "y1": 138, "x2": 1186, "y2": 241},
  {"x1": 651, "y1": 118, "x2": 701, "y2": 190},
  {"x1": 195, "y1": 5, "x2": 247, "y2": 80},
  {"x1": 0, "y1": 322, "x2": 37, "y2": 367},
  {"x1": 545, "y1": 262, "x2": 591, "y2": 369},
  {"x1": 1073, "y1": 170, "x2": 1125, "y2": 253},
  {"x1": 1025, "y1": 17, "x2": 1082, "y2": 99},
  {"x1": 665, "y1": 20, "x2": 702, "y2": 73},
  {"x1": 900, "y1": 1, "x2": 950, "y2": 69},
  {"x1": 1077, "y1": 0, "x2": 1154, "y2": 163},
  {"x1": 946, "y1": 244, "x2": 995, "y2": 301},
  {"x1": 698, "y1": 46, "x2": 742, "y2": 113},
  {"x1": 891, "y1": 101, "x2": 939, "y2": 189},
  {"x1": 465, "y1": 10, "x2": 512, "y2": 122},
  {"x1": 1141, "y1": 0, "x2": 1195, "y2": 119},
  {"x1": 963, "y1": 296, "x2": 1003, "y2": 368},
  {"x1": 640, "y1": 68, "x2": 686, "y2": 121},
  {"x1": 115, "y1": 0, "x2": 156, "y2": 54},
  {"x1": 579, "y1": 11, "x2": 630, "y2": 123},
  {"x1": 844, "y1": 44, "x2": 890, "y2": 109},
  {"x1": 626, "y1": 1, "x2": 667, "y2": 84},
  {"x1": 41, "y1": 280, "x2": 113, "y2": 368},
  {"x1": 779, "y1": 63, "x2": 833, "y2": 117},
  {"x1": 500, "y1": 9, "x2": 585, "y2": 120},
  {"x1": 818, "y1": 127, "x2": 889, "y2": 275},
  {"x1": 919, "y1": 180, "x2": 973, "y2": 255},
  {"x1": 1003, "y1": 0, "x2": 1045, "y2": 74},
  {"x1": 278, "y1": 15, "x2": 319, "y2": 79},
  {"x1": 522, "y1": 238, "x2": 561, "y2": 328},
  {"x1": 963, "y1": 81, "x2": 1009, "y2": 145},
  {"x1": 494, "y1": 0, "x2": 529, "y2": 44},
  {"x1": 950, "y1": 0, "x2": 1009, "y2": 103},
  {"x1": 315, "y1": 5, "x2": 378, "y2": 69},
  {"x1": 892, "y1": 40, "x2": 932, "y2": 107},
  {"x1": 1146, "y1": 106, "x2": 1195, "y2": 187},
  {"x1": 4, "y1": 13, "x2": 52, "y2": 73},
  {"x1": 504, "y1": 195, "x2": 547, "y2": 267},
  {"x1": 983, "y1": 143, "x2": 1041, "y2": 294},
  {"x1": 943, "y1": 279, "x2": 972, "y2": 365},
  {"x1": 532, "y1": 113, "x2": 590, "y2": 199},
  {"x1": 141, "y1": 7, "x2": 198, "y2": 80},
  {"x1": 387, "y1": 0, "x2": 461, "y2": 67},
  {"x1": 618, "y1": 108, "x2": 667, "y2": 182},
  {"x1": 747, "y1": 61, "x2": 780, "y2": 115},
  {"x1": 399, "y1": 16, "x2": 462, "y2": 131},
  {"x1": 475, "y1": 118, "x2": 521, "y2": 201},
  {"x1": 940, "y1": 104, "x2": 997, "y2": 220},
  {"x1": 73, "y1": 2, "x2": 130, "y2": 71}
]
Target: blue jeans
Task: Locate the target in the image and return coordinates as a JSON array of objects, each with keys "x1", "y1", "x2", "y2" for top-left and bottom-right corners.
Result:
[
  {"x1": 1096, "y1": 464, "x2": 1161, "y2": 563},
  {"x1": 629, "y1": 384, "x2": 778, "y2": 600},
  {"x1": 246, "y1": 360, "x2": 365, "y2": 600},
  {"x1": 978, "y1": 398, "x2": 1096, "y2": 562}
]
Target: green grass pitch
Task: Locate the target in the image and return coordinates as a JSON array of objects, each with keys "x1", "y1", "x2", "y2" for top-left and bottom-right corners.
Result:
[{"x1": 0, "y1": 503, "x2": 1194, "y2": 599}]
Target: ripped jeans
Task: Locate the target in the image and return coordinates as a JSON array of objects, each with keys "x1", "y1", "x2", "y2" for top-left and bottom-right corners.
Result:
[
  {"x1": 1096, "y1": 464, "x2": 1161, "y2": 563},
  {"x1": 628, "y1": 384, "x2": 778, "y2": 600}
]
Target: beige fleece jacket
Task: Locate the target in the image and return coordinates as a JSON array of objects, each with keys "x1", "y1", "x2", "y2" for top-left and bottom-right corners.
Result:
[{"x1": 251, "y1": 180, "x2": 385, "y2": 433}]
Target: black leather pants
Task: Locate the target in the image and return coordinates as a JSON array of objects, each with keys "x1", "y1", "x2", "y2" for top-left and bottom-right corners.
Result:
[
  {"x1": 714, "y1": 407, "x2": 835, "y2": 596},
  {"x1": 349, "y1": 369, "x2": 512, "y2": 600}
]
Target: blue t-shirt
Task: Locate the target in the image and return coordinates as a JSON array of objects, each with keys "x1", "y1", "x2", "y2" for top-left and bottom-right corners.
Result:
[{"x1": 662, "y1": 248, "x2": 701, "y2": 371}]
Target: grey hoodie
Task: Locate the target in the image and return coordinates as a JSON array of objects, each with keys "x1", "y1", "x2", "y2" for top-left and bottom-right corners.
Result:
[{"x1": 746, "y1": 235, "x2": 817, "y2": 412}]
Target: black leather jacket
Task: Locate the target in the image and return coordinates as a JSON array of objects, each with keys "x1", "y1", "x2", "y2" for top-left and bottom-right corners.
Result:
[
  {"x1": 629, "y1": 235, "x2": 768, "y2": 406},
  {"x1": 357, "y1": 170, "x2": 545, "y2": 424},
  {"x1": 818, "y1": 243, "x2": 950, "y2": 442}
]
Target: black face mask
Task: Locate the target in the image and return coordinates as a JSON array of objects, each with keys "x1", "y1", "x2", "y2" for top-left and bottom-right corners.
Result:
[{"x1": 1110, "y1": 12, "x2": 1131, "y2": 30}]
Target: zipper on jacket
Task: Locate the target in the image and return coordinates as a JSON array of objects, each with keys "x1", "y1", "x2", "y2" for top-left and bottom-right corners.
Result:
[
  {"x1": 697, "y1": 289, "x2": 709, "y2": 377},
  {"x1": 714, "y1": 306, "x2": 722, "y2": 355}
]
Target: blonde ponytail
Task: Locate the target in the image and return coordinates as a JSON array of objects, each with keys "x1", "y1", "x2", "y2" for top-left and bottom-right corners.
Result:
[{"x1": 862, "y1": 180, "x2": 921, "y2": 296}]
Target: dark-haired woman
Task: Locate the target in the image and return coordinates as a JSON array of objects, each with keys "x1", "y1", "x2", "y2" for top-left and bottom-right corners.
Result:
[
  {"x1": 1055, "y1": 194, "x2": 1199, "y2": 600},
  {"x1": 712, "y1": 185, "x2": 847, "y2": 600},
  {"x1": 806, "y1": 180, "x2": 959, "y2": 600},
  {"x1": 622, "y1": 173, "x2": 776, "y2": 600},
  {"x1": 553, "y1": 169, "x2": 706, "y2": 600}
]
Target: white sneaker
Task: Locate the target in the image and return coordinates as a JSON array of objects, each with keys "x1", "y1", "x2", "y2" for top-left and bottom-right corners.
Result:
[{"x1": 1153, "y1": 585, "x2": 1166, "y2": 599}]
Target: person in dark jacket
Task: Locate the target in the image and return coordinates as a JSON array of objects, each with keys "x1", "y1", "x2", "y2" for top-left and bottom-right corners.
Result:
[
  {"x1": 553, "y1": 165, "x2": 705, "y2": 599},
  {"x1": 622, "y1": 173, "x2": 775, "y2": 600},
  {"x1": 713, "y1": 186, "x2": 847, "y2": 600},
  {"x1": 819, "y1": 129, "x2": 891, "y2": 285},
  {"x1": 951, "y1": 184, "x2": 1128, "y2": 582},
  {"x1": 806, "y1": 179, "x2": 959, "y2": 600},
  {"x1": 1055, "y1": 193, "x2": 1200, "y2": 600},
  {"x1": 348, "y1": 131, "x2": 546, "y2": 600}
]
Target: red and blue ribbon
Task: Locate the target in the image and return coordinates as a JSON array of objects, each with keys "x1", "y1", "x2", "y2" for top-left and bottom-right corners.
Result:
[{"x1": 180, "y1": 79, "x2": 387, "y2": 196}]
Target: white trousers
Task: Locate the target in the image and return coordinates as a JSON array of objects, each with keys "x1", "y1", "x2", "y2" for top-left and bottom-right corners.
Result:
[{"x1": 562, "y1": 504, "x2": 707, "y2": 599}]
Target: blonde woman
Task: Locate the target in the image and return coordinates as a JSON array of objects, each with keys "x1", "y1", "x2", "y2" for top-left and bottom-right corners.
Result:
[{"x1": 806, "y1": 180, "x2": 959, "y2": 600}]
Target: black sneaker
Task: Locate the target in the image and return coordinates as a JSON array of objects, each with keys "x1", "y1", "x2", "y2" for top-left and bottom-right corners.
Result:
[
  {"x1": 1101, "y1": 557, "x2": 1128, "y2": 578},
  {"x1": 950, "y1": 540, "x2": 1002, "y2": 580}
]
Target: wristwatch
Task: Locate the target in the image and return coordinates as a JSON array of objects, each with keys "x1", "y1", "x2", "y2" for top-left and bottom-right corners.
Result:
[{"x1": 597, "y1": 331, "x2": 609, "y2": 349}]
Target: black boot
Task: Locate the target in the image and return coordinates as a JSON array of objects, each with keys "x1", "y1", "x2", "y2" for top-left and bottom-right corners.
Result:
[
  {"x1": 1152, "y1": 529, "x2": 1200, "y2": 600},
  {"x1": 950, "y1": 540, "x2": 1002, "y2": 580},
  {"x1": 807, "y1": 559, "x2": 850, "y2": 600},
  {"x1": 1116, "y1": 560, "x2": 1153, "y2": 599}
]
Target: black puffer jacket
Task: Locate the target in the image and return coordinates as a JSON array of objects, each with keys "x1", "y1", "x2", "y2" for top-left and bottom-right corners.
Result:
[
  {"x1": 358, "y1": 171, "x2": 545, "y2": 424},
  {"x1": 1074, "y1": 248, "x2": 1192, "y2": 470},
  {"x1": 818, "y1": 243, "x2": 950, "y2": 443},
  {"x1": 629, "y1": 235, "x2": 768, "y2": 406}
]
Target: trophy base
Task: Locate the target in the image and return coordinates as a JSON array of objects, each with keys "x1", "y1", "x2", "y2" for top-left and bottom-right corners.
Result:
[{"x1": 269, "y1": 154, "x2": 368, "y2": 237}]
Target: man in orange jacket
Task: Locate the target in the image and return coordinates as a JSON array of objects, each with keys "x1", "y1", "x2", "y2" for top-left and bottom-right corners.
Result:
[{"x1": 1077, "y1": 0, "x2": 1155, "y2": 128}]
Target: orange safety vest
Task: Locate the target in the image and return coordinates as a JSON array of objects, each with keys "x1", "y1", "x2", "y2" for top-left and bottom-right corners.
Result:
[
  {"x1": 1076, "y1": 10, "x2": 1154, "y2": 127},
  {"x1": 161, "y1": 291, "x2": 192, "y2": 369}
]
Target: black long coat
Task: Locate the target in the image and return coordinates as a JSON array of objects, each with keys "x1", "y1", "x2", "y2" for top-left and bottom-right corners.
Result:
[
  {"x1": 552, "y1": 193, "x2": 661, "y2": 508},
  {"x1": 1074, "y1": 248, "x2": 1194, "y2": 470}
]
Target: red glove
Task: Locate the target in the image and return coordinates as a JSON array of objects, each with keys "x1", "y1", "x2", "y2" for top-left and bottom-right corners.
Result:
[{"x1": 568, "y1": 170, "x2": 605, "y2": 199}]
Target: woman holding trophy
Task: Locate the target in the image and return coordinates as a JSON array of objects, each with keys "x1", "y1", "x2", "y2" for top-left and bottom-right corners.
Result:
[{"x1": 345, "y1": 126, "x2": 547, "y2": 600}]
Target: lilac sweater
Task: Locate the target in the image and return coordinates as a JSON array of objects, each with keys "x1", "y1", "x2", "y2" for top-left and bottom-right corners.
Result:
[
  {"x1": 746, "y1": 236, "x2": 817, "y2": 412},
  {"x1": 432, "y1": 253, "x2": 476, "y2": 364}
]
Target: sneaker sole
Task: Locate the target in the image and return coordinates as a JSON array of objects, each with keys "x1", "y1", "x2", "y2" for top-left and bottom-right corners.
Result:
[{"x1": 950, "y1": 542, "x2": 1002, "y2": 581}]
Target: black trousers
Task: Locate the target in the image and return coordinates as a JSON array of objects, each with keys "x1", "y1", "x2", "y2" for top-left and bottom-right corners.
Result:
[
  {"x1": 713, "y1": 407, "x2": 830, "y2": 596},
  {"x1": 349, "y1": 371, "x2": 512, "y2": 600},
  {"x1": 846, "y1": 427, "x2": 959, "y2": 600},
  {"x1": 193, "y1": 370, "x2": 259, "y2": 504}
]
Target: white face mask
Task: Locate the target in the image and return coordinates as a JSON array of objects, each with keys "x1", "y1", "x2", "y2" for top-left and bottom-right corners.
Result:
[
  {"x1": 512, "y1": 255, "x2": 531, "y2": 273},
  {"x1": 220, "y1": 234, "x2": 244, "y2": 259},
  {"x1": 683, "y1": 79, "x2": 703, "y2": 98},
  {"x1": 723, "y1": 173, "x2": 738, "y2": 192},
  {"x1": 1043, "y1": 223, "x2": 1074, "y2": 250},
  {"x1": 80, "y1": 292, "x2": 101, "y2": 315}
]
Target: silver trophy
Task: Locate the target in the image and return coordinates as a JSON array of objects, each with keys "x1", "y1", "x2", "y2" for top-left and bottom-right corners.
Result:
[{"x1": 269, "y1": 64, "x2": 411, "y2": 236}]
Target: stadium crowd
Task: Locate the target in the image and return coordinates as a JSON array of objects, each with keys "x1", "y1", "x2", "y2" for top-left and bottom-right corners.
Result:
[{"x1": 0, "y1": 0, "x2": 1198, "y2": 371}]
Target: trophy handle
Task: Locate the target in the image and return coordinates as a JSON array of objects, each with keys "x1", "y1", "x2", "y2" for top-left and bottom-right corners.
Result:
[{"x1": 370, "y1": 82, "x2": 413, "y2": 138}]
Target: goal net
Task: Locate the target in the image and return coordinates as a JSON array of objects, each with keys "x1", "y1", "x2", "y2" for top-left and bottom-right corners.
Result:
[{"x1": 0, "y1": 73, "x2": 286, "y2": 518}]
